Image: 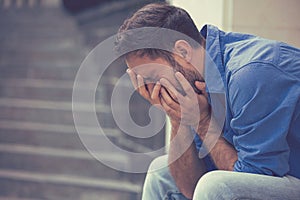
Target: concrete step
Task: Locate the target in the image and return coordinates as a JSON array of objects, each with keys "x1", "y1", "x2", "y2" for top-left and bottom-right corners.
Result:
[
  {"x1": 0, "y1": 3, "x2": 148, "y2": 200},
  {"x1": 75, "y1": 0, "x2": 152, "y2": 26},
  {"x1": 75, "y1": 0, "x2": 153, "y2": 48},
  {"x1": 0, "y1": 121, "x2": 121, "y2": 150},
  {"x1": 0, "y1": 65, "x2": 78, "y2": 80},
  {"x1": 0, "y1": 78, "x2": 117, "y2": 102},
  {"x1": 0, "y1": 41, "x2": 85, "y2": 55},
  {"x1": 0, "y1": 24, "x2": 80, "y2": 38},
  {"x1": 0, "y1": 119, "x2": 155, "y2": 154},
  {"x1": 0, "y1": 61, "x2": 81, "y2": 72},
  {"x1": 0, "y1": 7, "x2": 70, "y2": 20},
  {"x1": 0, "y1": 48, "x2": 83, "y2": 59},
  {"x1": 0, "y1": 50, "x2": 84, "y2": 69},
  {"x1": 0, "y1": 85, "x2": 74, "y2": 102},
  {"x1": 0, "y1": 144, "x2": 143, "y2": 180},
  {"x1": 0, "y1": 37, "x2": 82, "y2": 52},
  {"x1": 0, "y1": 197, "x2": 44, "y2": 200},
  {"x1": 0, "y1": 19, "x2": 78, "y2": 30},
  {"x1": 0, "y1": 97, "x2": 105, "y2": 111},
  {"x1": 0, "y1": 97, "x2": 158, "y2": 135},
  {"x1": 0, "y1": 169, "x2": 141, "y2": 200},
  {"x1": 0, "y1": 84, "x2": 108, "y2": 103},
  {"x1": 0, "y1": 0, "x2": 61, "y2": 10},
  {"x1": 0, "y1": 98, "x2": 114, "y2": 127},
  {"x1": 0, "y1": 52, "x2": 83, "y2": 69}
]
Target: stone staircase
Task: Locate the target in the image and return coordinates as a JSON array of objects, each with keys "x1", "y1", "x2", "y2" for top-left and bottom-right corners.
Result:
[{"x1": 0, "y1": 1, "x2": 165, "y2": 199}]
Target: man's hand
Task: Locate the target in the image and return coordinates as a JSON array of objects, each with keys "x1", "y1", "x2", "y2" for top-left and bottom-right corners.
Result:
[
  {"x1": 127, "y1": 69, "x2": 163, "y2": 109},
  {"x1": 159, "y1": 72, "x2": 211, "y2": 132}
]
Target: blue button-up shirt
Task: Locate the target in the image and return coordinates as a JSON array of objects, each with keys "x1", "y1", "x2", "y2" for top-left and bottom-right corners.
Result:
[{"x1": 194, "y1": 25, "x2": 300, "y2": 179}]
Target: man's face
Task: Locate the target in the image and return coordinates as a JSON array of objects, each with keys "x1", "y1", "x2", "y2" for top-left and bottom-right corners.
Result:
[{"x1": 125, "y1": 54, "x2": 204, "y2": 95}]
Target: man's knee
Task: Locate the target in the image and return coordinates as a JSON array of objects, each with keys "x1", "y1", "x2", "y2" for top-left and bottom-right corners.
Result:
[
  {"x1": 193, "y1": 170, "x2": 234, "y2": 200},
  {"x1": 142, "y1": 155, "x2": 176, "y2": 200},
  {"x1": 143, "y1": 155, "x2": 170, "y2": 191},
  {"x1": 148, "y1": 155, "x2": 168, "y2": 172}
]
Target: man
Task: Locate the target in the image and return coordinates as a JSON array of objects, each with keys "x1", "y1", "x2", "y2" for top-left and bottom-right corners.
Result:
[{"x1": 115, "y1": 3, "x2": 300, "y2": 200}]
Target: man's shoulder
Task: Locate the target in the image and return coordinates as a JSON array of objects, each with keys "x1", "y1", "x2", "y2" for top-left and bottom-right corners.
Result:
[{"x1": 222, "y1": 34, "x2": 281, "y2": 74}]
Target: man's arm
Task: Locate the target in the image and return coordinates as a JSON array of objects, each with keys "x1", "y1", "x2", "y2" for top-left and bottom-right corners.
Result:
[
  {"x1": 158, "y1": 74, "x2": 209, "y2": 199},
  {"x1": 227, "y1": 63, "x2": 292, "y2": 176},
  {"x1": 195, "y1": 112, "x2": 237, "y2": 171},
  {"x1": 127, "y1": 70, "x2": 237, "y2": 198},
  {"x1": 161, "y1": 74, "x2": 237, "y2": 197},
  {"x1": 127, "y1": 69, "x2": 207, "y2": 198},
  {"x1": 168, "y1": 123, "x2": 206, "y2": 199},
  {"x1": 209, "y1": 138, "x2": 237, "y2": 171},
  {"x1": 199, "y1": 133, "x2": 237, "y2": 171},
  {"x1": 160, "y1": 88, "x2": 207, "y2": 199}
]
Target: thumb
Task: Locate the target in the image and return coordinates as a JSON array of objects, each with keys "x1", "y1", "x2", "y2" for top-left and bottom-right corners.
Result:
[{"x1": 195, "y1": 81, "x2": 208, "y2": 98}]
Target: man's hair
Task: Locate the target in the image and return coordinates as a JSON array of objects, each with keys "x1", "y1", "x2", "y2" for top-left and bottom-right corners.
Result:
[{"x1": 115, "y1": 3, "x2": 204, "y2": 65}]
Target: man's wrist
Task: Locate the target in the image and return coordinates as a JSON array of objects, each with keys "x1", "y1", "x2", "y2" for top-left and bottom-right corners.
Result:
[
  {"x1": 195, "y1": 115, "x2": 211, "y2": 141},
  {"x1": 170, "y1": 119, "x2": 180, "y2": 130}
]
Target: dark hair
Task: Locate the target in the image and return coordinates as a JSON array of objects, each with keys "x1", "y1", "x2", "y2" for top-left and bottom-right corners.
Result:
[{"x1": 115, "y1": 3, "x2": 204, "y2": 64}]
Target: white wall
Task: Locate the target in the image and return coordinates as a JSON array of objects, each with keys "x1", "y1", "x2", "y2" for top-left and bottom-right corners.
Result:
[
  {"x1": 231, "y1": 0, "x2": 300, "y2": 47},
  {"x1": 170, "y1": 0, "x2": 300, "y2": 47}
]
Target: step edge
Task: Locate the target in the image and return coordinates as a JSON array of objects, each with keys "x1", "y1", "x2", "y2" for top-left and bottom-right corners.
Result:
[
  {"x1": 0, "y1": 120, "x2": 121, "y2": 137},
  {"x1": 0, "y1": 169, "x2": 141, "y2": 193},
  {"x1": 0, "y1": 98, "x2": 110, "y2": 113},
  {"x1": 0, "y1": 143, "x2": 129, "y2": 163}
]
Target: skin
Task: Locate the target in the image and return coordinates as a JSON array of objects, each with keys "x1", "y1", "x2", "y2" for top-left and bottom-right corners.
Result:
[{"x1": 125, "y1": 40, "x2": 238, "y2": 199}]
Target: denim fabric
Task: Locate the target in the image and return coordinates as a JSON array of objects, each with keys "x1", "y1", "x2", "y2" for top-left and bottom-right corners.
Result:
[
  {"x1": 142, "y1": 156, "x2": 300, "y2": 200},
  {"x1": 142, "y1": 155, "x2": 190, "y2": 200},
  {"x1": 202, "y1": 25, "x2": 300, "y2": 178}
]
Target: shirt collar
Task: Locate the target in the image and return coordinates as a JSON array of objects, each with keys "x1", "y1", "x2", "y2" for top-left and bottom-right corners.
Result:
[{"x1": 200, "y1": 24, "x2": 226, "y2": 94}]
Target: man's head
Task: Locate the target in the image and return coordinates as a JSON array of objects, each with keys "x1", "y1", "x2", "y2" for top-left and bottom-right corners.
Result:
[{"x1": 115, "y1": 3, "x2": 206, "y2": 94}]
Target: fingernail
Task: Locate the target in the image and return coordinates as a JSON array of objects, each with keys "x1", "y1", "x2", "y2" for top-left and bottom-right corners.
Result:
[
  {"x1": 126, "y1": 69, "x2": 130, "y2": 73},
  {"x1": 160, "y1": 78, "x2": 165, "y2": 82},
  {"x1": 175, "y1": 72, "x2": 181, "y2": 77}
]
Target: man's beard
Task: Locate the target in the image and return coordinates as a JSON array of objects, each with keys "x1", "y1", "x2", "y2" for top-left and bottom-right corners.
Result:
[{"x1": 173, "y1": 61, "x2": 204, "y2": 95}]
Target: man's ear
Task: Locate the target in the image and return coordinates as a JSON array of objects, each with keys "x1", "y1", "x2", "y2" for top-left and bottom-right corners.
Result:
[{"x1": 174, "y1": 40, "x2": 193, "y2": 62}]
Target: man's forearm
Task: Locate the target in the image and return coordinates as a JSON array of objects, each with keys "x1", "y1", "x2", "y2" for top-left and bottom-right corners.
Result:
[
  {"x1": 168, "y1": 122, "x2": 206, "y2": 199},
  {"x1": 209, "y1": 137, "x2": 237, "y2": 170},
  {"x1": 198, "y1": 118, "x2": 238, "y2": 171}
]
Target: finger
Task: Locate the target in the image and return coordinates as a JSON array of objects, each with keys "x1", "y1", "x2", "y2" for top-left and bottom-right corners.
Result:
[
  {"x1": 147, "y1": 83, "x2": 154, "y2": 94},
  {"x1": 151, "y1": 82, "x2": 163, "y2": 106},
  {"x1": 175, "y1": 72, "x2": 195, "y2": 97},
  {"x1": 195, "y1": 81, "x2": 208, "y2": 98},
  {"x1": 137, "y1": 74, "x2": 150, "y2": 99},
  {"x1": 161, "y1": 97, "x2": 181, "y2": 122},
  {"x1": 161, "y1": 87, "x2": 180, "y2": 110},
  {"x1": 161, "y1": 95, "x2": 179, "y2": 118},
  {"x1": 151, "y1": 82, "x2": 161, "y2": 100},
  {"x1": 126, "y1": 69, "x2": 138, "y2": 90},
  {"x1": 159, "y1": 78, "x2": 183, "y2": 101},
  {"x1": 160, "y1": 86, "x2": 179, "y2": 104}
]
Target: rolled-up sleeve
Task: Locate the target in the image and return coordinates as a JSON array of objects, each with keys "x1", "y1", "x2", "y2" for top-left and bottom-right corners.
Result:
[{"x1": 228, "y1": 63, "x2": 297, "y2": 176}]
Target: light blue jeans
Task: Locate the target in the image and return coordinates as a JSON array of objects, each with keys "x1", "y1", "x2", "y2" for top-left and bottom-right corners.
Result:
[{"x1": 142, "y1": 155, "x2": 300, "y2": 200}]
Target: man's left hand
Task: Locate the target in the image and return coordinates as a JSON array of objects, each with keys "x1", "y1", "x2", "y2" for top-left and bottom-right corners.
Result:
[{"x1": 159, "y1": 72, "x2": 211, "y2": 131}]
